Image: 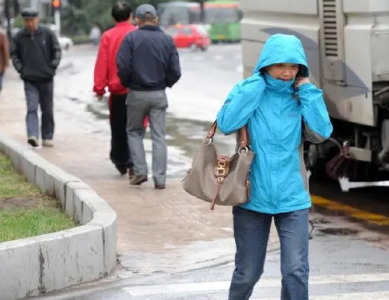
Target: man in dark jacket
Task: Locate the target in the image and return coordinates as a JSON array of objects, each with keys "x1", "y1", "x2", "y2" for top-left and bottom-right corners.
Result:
[
  {"x1": 11, "y1": 8, "x2": 62, "y2": 148},
  {"x1": 117, "y1": 4, "x2": 181, "y2": 189}
]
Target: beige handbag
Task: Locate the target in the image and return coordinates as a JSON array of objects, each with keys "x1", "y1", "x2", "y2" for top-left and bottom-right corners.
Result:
[{"x1": 182, "y1": 121, "x2": 254, "y2": 210}]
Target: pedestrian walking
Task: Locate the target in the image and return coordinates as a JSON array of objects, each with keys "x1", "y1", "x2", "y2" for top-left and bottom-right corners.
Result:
[
  {"x1": 117, "y1": 4, "x2": 181, "y2": 189},
  {"x1": 93, "y1": 1, "x2": 148, "y2": 177},
  {"x1": 90, "y1": 24, "x2": 101, "y2": 46},
  {"x1": 216, "y1": 34, "x2": 333, "y2": 300},
  {"x1": 0, "y1": 20, "x2": 10, "y2": 95},
  {"x1": 10, "y1": 8, "x2": 61, "y2": 148}
]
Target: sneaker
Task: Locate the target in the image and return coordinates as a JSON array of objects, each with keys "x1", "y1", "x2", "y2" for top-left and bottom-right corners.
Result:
[
  {"x1": 28, "y1": 136, "x2": 39, "y2": 147},
  {"x1": 42, "y1": 140, "x2": 54, "y2": 147},
  {"x1": 155, "y1": 184, "x2": 165, "y2": 190},
  {"x1": 130, "y1": 175, "x2": 148, "y2": 185}
]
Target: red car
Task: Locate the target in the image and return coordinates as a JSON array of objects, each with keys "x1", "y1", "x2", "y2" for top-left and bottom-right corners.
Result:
[{"x1": 164, "y1": 24, "x2": 210, "y2": 51}]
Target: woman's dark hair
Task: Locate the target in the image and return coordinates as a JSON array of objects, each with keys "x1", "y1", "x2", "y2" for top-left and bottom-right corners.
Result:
[{"x1": 111, "y1": 1, "x2": 132, "y2": 22}]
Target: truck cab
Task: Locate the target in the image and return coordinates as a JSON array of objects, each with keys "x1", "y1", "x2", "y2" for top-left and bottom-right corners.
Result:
[{"x1": 239, "y1": 0, "x2": 389, "y2": 188}]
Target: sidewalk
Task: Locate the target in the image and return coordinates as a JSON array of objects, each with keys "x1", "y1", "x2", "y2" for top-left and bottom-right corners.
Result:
[{"x1": 0, "y1": 68, "x2": 279, "y2": 278}]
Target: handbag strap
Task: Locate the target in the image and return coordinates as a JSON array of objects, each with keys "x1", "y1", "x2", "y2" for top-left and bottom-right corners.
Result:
[{"x1": 206, "y1": 121, "x2": 249, "y2": 148}]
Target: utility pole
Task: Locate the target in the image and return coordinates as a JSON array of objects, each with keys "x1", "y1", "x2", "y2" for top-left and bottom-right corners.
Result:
[
  {"x1": 4, "y1": 0, "x2": 11, "y2": 40},
  {"x1": 52, "y1": 0, "x2": 61, "y2": 35},
  {"x1": 199, "y1": 0, "x2": 205, "y2": 23}
]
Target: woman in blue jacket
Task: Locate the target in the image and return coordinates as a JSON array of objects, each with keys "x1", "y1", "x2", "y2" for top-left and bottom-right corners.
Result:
[{"x1": 216, "y1": 34, "x2": 333, "y2": 300}]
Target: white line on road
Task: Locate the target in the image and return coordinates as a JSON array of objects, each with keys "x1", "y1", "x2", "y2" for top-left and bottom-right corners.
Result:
[
  {"x1": 193, "y1": 56, "x2": 204, "y2": 61},
  {"x1": 254, "y1": 291, "x2": 389, "y2": 300},
  {"x1": 122, "y1": 272, "x2": 389, "y2": 296},
  {"x1": 214, "y1": 55, "x2": 223, "y2": 60}
]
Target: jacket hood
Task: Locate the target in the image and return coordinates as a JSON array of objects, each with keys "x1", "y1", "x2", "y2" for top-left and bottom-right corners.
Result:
[{"x1": 254, "y1": 33, "x2": 309, "y2": 77}]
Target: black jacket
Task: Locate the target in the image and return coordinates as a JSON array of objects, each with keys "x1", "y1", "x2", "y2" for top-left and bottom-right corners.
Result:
[
  {"x1": 11, "y1": 26, "x2": 62, "y2": 82},
  {"x1": 116, "y1": 25, "x2": 181, "y2": 91}
]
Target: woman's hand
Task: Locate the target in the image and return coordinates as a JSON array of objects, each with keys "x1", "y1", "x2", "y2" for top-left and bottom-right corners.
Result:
[{"x1": 295, "y1": 77, "x2": 310, "y2": 88}]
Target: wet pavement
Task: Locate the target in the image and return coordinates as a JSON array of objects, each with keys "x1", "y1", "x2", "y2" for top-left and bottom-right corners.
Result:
[
  {"x1": 0, "y1": 43, "x2": 278, "y2": 279},
  {"x1": 36, "y1": 234, "x2": 389, "y2": 300},
  {"x1": 1, "y1": 44, "x2": 389, "y2": 299}
]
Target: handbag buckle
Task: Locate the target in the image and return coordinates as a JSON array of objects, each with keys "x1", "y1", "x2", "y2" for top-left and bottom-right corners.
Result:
[
  {"x1": 216, "y1": 168, "x2": 226, "y2": 176},
  {"x1": 215, "y1": 155, "x2": 229, "y2": 178}
]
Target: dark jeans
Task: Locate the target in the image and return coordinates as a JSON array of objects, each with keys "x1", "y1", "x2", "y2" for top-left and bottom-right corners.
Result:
[
  {"x1": 109, "y1": 94, "x2": 133, "y2": 169},
  {"x1": 24, "y1": 80, "x2": 54, "y2": 140},
  {"x1": 228, "y1": 207, "x2": 309, "y2": 300}
]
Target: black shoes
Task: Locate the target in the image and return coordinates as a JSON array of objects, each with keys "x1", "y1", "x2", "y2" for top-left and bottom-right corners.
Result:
[
  {"x1": 115, "y1": 165, "x2": 135, "y2": 178},
  {"x1": 28, "y1": 136, "x2": 39, "y2": 147},
  {"x1": 116, "y1": 165, "x2": 128, "y2": 175}
]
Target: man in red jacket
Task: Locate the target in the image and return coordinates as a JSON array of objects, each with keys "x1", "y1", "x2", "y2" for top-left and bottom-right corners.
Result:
[{"x1": 93, "y1": 1, "x2": 147, "y2": 177}]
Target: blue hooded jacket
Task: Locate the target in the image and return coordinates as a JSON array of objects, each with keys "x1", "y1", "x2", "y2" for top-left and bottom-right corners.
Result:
[{"x1": 216, "y1": 34, "x2": 333, "y2": 214}]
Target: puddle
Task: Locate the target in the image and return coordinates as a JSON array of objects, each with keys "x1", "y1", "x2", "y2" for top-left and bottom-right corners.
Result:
[
  {"x1": 312, "y1": 218, "x2": 331, "y2": 225},
  {"x1": 319, "y1": 227, "x2": 359, "y2": 236},
  {"x1": 85, "y1": 98, "x2": 238, "y2": 180}
]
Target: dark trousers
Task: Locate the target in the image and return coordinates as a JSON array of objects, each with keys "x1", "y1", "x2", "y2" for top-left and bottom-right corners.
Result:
[
  {"x1": 24, "y1": 80, "x2": 54, "y2": 140},
  {"x1": 228, "y1": 207, "x2": 309, "y2": 300},
  {"x1": 109, "y1": 94, "x2": 133, "y2": 169}
]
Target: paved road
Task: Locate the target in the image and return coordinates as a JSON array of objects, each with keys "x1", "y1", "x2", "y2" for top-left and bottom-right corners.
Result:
[
  {"x1": 34, "y1": 224, "x2": 389, "y2": 299},
  {"x1": 7, "y1": 44, "x2": 388, "y2": 300}
]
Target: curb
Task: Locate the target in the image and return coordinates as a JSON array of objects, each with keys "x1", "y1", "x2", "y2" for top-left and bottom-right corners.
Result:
[{"x1": 0, "y1": 134, "x2": 117, "y2": 300}]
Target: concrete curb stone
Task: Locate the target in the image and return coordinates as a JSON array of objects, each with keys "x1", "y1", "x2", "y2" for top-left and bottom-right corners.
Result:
[{"x1": 0, "y1": 133, "x2": 117, "y2": 300}]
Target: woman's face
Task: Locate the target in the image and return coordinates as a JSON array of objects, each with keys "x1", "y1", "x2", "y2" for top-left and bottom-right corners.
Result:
[{"x1": 266, "y1": 63, "x2": 299, "y2": 81}]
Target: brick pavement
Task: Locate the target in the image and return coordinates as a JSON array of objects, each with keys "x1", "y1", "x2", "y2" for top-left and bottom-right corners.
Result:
[{"x1": 0, "y1": 67, "x2": 279, "y2": 277}]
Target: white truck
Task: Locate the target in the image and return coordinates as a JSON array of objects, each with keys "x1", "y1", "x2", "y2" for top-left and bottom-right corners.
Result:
[{"x1": 239, "y1": 0, "x2": 389, "y2": 191}]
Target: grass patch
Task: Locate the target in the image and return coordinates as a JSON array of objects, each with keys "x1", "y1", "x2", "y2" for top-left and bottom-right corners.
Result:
[{"x1": 0, "y1": 153, "x2": 76, "y2": 243}]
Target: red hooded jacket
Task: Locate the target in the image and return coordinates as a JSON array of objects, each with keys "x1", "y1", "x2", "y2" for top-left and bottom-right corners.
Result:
[{"x1": 93, "y1": 22, "x2": 136, "y2": 96}]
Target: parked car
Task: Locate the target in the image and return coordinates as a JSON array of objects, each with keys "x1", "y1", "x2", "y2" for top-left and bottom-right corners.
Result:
[
  {"x1": 164, "y1": 24, "x2": 210, "y2": 51},
  {"x1": 58, "y1": 36, "x2": 74, "y2": 50}
]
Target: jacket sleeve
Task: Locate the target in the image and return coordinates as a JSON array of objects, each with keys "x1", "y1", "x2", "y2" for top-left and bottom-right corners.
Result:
[
  {"x1": 116, "y1": 34, "x2": 132, "y2": 88},
  {"x1": 49, "y1": 30, "x2": 62, "y2": 69},
  {"x1": 10, "y1": 35, "x2": 22, "y2": 73},
  {"x1": 93, "y1": 34, "x2": 109, "y2": 96},
  {"x1": 166, "y1": 37, "x2": 181, "y2": 87},
  {"x1": 298, "y1": 82, "x2": 333, "y2": 143},
  {"x1": 216, "y1": 74, "x2": 266, "y2": 135}
]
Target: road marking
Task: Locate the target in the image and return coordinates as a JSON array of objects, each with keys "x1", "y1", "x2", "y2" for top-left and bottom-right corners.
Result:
[
  {"x1": 193, "y1": 56, "x2": 204, "y2": 61},
  {"x1": 214, "y1": 55, "x2": 223, "y2": 60},
  {"x1": 122, "y1": 272, "x2": 389, "y2": 296},
  {"x1": 311, "y1": 195, "x2": 389, "y2": 226},
  {"x1": 254, "y1": 291, "x2": 389, "y2": 300}
]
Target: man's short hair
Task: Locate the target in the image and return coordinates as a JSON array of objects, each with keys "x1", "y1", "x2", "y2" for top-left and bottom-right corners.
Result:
[
  {"x1": 111, "y1": 1, "x2": 132, "y2": 23},
  {"x1": 135, "y1": 4, "x2": 157, "y2": 21}
]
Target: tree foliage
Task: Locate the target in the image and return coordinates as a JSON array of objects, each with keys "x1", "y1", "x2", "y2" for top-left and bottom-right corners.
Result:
[{"x1": 62, "y1": 0, "x2": 194, "y2": 35}]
